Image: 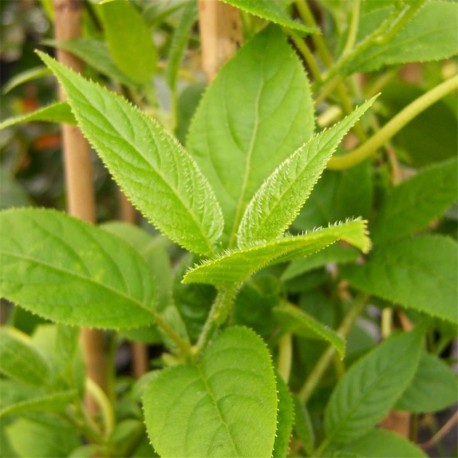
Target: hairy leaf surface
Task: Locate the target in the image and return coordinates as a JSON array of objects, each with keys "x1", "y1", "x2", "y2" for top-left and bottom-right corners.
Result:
[
  {"x1": 343, "y1": 235, "x2": 458, "y2": 324},
  {"x1": 0, "y1": 209, "x2": 156, "y2": 329},
  {"x1": 274, "y1": 304, "x2": 345, "y2": 358},
  {"x1": 187, "y1": 25, "x2": 314, "y2": 244},
  {"x1": 273, "y1": 376, "x2": 294, "y2": 458},
  {"x1": 372, "y1": 158, "x2": 458, "y2": 243},
  {"x1": 143, "y1": 327, "x2": 278, "y2": 457},
  {"x1": 40, "y1": 52, "x2": 223, "y2": 256},
  {"x1": 238, "y1": 98, "x2": 374, "y2": 246},
  {"x1": 293, "y1": 397, "x2": 315, "y2": 455},
  {"x1": 324, "y1": 327, "x2": 423, "y2": 445},
  {"x1": 184, "y1": 220, "x2": 370, "y2": 287}
]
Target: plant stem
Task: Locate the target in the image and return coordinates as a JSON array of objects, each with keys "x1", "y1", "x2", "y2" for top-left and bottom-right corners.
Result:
[
  {"x1": 154, "y1": 312, "x2": 193, "y2": 358},
  {"x1": 290, "y1": 33, "x2": 322, "y2": 82},
  {"x1": 298, "y1": 295, "x2": 367, "y2": 403},
  {"x1": 278, "y1": 333, "x2": 293, "y2": 383},
  {"x1": 328, "y1": 75, "x2": 458, "y2": 170},
  {"x1": 85, "y1": 378, "x2": 114, "y2": 437},
  {"x1": 341, "y1": 0, "x2": 360, "y2": 57}
]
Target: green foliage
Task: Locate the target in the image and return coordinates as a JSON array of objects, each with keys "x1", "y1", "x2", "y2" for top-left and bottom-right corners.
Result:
[
  {"x1": 143, "y1": 327, "x2": 278, "y2": 457},
  {"x1": 273, "y1": 376, "x2": 294, "y2": 458}
]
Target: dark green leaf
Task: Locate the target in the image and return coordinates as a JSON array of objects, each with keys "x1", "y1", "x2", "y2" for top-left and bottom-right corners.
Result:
[{"x1": 273, "y1": 376, "x2": 294, "y2": 458}]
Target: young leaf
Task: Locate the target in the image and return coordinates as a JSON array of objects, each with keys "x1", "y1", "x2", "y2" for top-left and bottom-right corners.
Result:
[
  {"x1": 293, "y1": 397, "x2": 315, "y2": 455},
  {"x1": 343, "y1": 235, "x2": 458, "y2": 324},
  {"x1": 343, "y1": 1, "x2": 458, "y2": 74},
  {"x1": 238, "y1": 98, "x2": 375, "y2": 246},
  {"x1": 0, "y1": 328, "x2": 51, "y2": 387},
  {"x1": 273, "y1": 376, "x2": 294, "y2": 458},
  {"x1": 221, "y1": 0, "x2": 318, "y2": 33},
  {"x1": 0, "y1": 208, "x2": 156, "y2": 329},
  {"x1": 372, "y1": 158, "x2": 458, "y2": 243},
  {"x1": 324, "y1": 327, "x2": 423, "y2": 445},
  {"x1": 395, "y1": 352, "x2": 458, "y2": 413},
  {"x1": 0, "y1": 102, "x2": 75, "y2": 130},
  {"x1": 99, "y1": 0, "x2": 156, "y2": 84},
  {"x1": 3, "y1": 66, "x2": 50, "y2": 94},
  {"x1": 184, "y1": 219, "x2": 370, "y2": 287},
  {"x1": 187, "y1": 25, "x2": 314, "y2": 244},
  {"x1": 274, "y1": 304, "x2": 346, "y2": 358},
  {"x1": 143, "y1": 327, "x2": 278, "y2": 457},
  {"x1": 39, "y1": 52, "x2": 223, "y2": 257}
]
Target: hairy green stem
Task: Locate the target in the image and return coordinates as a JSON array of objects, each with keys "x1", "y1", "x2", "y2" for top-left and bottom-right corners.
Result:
[
  {"x1": 154, "y1": 312, "x2": 193, "y2": 357},
  {"x1": 290, "y1": 33, "x2": 322, "y2": 82},
  {"x1": 298, "y1": 295, "x2": 367, "y2": 403},
  {"x1": 328, "y1": 75, "x2": 458, "y2": 170},
  {"x1": 278, "y1": 333, "x2": 293, "y2": 383}
]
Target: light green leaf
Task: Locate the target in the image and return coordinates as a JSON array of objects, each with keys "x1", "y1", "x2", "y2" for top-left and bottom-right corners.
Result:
[
  {"x1": 143, "y1": 326, "x2": 278, "y2": 457},
  {"x1": 238, "y1": 98, "x2": 375, "y2": 246},
  {"x1": 0, "y1": 102, "x2": 75, "y2": 130},
  {"x1": 39, "y1": 52, "x2": 223, "y2": 257},
  {"x1": 221, "y1": 0, "x2": 317, "y2": 33},
  {"x1": 372, "y1": 158, "x2": 458, "y2": 243},
  {"x1": 274, "y1": 304, "x2": 345, "y2": 358},
  {"x1": 3, "y1": 66, "x2": 50, "y2": 94},
  {"x1": 336, "y1": 429, "x2": 427, "y2": 458},
  {"x1": 0, "y1": 328, "x2": 51, "y2": 387},
  {"x1": 166, "y1": 0, "x2": 197, "y2": 91},
  {"x1": 395, "y1": 352, "x2": 458, "y2": 413},
  {"x1": 0, "y1": 390, "x2": 77, "y2": 419},
  {"x1": 187, "y1": 25, "x2": 314, "y2": 245},
  {"x1": 293, "y1": 397, "x2": 315, "y2": 455},
  {"x1": 99, "y1": 0, "x2": 156, "y2": 84},
  {"x1": 43, "y1": 38, "x2": 135, "y2": 86},
  {"x1": 324, "y1": 327, "x2": 423, "y2": 445},
  {"x1": 281, "y1": 244, "x2": 359, "y2": 281},
  {"x1": 184, "y1": 219, "x2": 370, "y2": 287},
  {"x1": 343, "y1": 235, "x2": 458, "y2": 324},
  {"x1": 344, "y1": 1, "x2": 458, "y2": 74},
  {"x1": 0, "y1": 208, "x2": 156, "y2": 329},
  {"x1": 273, "y1": 376, "x2": 294, "y2": 458},
  {"x1": 175, "y1": 82, "x2": 205, "y2": 145}
]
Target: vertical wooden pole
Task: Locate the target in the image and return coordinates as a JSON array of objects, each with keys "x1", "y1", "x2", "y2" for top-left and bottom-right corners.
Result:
[
  {"x1": 198, "y1": 0, "x2": 242, "y2": 82},
  {"x1": 53, "y1": 0, "x2": 107, "y2": 401}
]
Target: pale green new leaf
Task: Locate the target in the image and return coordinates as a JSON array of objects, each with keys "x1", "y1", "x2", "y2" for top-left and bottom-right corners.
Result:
[
  {"x1": 238, "y1": 98, "x2": 375, "y2": 246},
  {"x1": 0, "y1": 390, "x2": 77, "y2": 419},
  {"x1": 324, "y1": 327, "x2": 423, "y2": 445},
  {"x1": 274, "y1": 304, "x2": 345, "y2": 358},
  {"x1": 143, "y1": 327, "x2": 278, "y2": 457},
  {"x1": 372, "y1": 157, "x2": 458, "y2": 243},
  {"x1": 0, "y1": 328, "x2": 51, "y2": 387},
  {"x1": 395, "y1": 352, "x2": 458, "y2": 413},
  {"x1": 221, "y1": 0, "x2": 318, "y2": 33},
  {"x1": 344, "y1": 1, "x2": 458, "y2": 74},
  {"x1": 0, "y1": 209, "x2": 156, "y2": 329},
  {"x1": 39, "y1": 52, "x2": 223, "y2": 256},
  {"x1": 187, "y1": 25, "x2": 314, "y2": 244},
  {"x1": 343, "y1": 235, "x2": 458, "y2": 324},
  {"x1": 99, "y1": 0, "x2": 156, "y2": 84},
  {"x1": 3, "y1": 66, "x2": 50, "y2": 94},
  {"x1": 184, "y1": 219, "x2": 370, "y2": 287},
  {"x1": 273, "y1": 376, "x2": 294, "y2": 458},
  {"x1": 0, "y1": 102, "x2": 75, "y2": 130}
]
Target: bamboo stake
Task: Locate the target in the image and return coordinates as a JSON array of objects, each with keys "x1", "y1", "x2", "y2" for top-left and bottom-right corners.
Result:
[
  {"x1": 53, "y1": 0, "x2": 107, "y2": 403},
  {"x1": 198, "y1": 0, "x2": 242, "y2": 81}
]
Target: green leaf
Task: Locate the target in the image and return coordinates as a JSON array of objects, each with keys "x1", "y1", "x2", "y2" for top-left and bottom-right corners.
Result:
[
  {"x1": 0, "y1": 168, "x2": 32, "y2": 209},
  {"x1": 39, "y1": 52, "x2": 223, "y2": 257},
  {"x1": 281, "y1": 244, "x2": 359, "y2": 281},
  {"x1": 99, "y1": 0, "x2": 156, "y2": 84},
  {"x1": 395, "y1": 352, "x2": 458, "y2": 413},
  {"x1": 372, "y1": 158, "x2": 458, "y2": 243},
  {"x1": 336, "y1": 429, "x2": 427, "y2": 458},
  {"x1": 293, "y1": 397, "x2": 315, "y2": 455},
  {"x1": 187, "y1": 25, "x2": 314, "y2": 244},
  {"x1": 343, "y1": 235, "x2": 458, "y2": 324},
  {"x1": 274, "y1": 304, "x2": 345, "y2": 358},
  {"x1": 0, "y1": 328, "x2": 51, "y2": 387},
  {"x1": 0, "y1": 208, "x2": 156, "y2": 329},
  {"x1": 344, "y1": 1, "x2": 458, "y2": 74},
  {"x1": 143, "y1": 326, "x2": 278, "y2": 457},
  {"x1": 273, "y1": 376, "x2": 294, "y2": 458},
  {"x1": 221, "y1": 0, "x2": 318, "y2": 33},
  {"x1": 166, "y1": 0, "x2": 197, "y2": 91},
  {"x1": 0, "y1": 390, "x2": 77, "y2": 419},
  {"x1": 184, "y1": 219, "x2": 370, "y2": 287},
  {"x1": 175, "y1": 82, "x2": 205, "y2": 145},
  {"x1": 0, "y1": 102, "x2": 75, "y2": 130},
  {"x1": 324, "y1": 327, "x2": 423, "y2": 445},
  {"x1": 3, "y1": 66, "x2": 50, "y2": 94},
  {"x1": 238, "y1": 98, "x2": 375, "y2": 246},
  {"x1": 43, "y1": 39, "x2": 135, "y2": 86}
]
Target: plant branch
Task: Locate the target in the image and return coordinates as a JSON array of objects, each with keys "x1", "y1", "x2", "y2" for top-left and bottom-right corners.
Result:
[
  {"x1": 85, "y1": 378, "x2": 114, "y2": 437},
  {"x1": 154, "y1": 312, "x2": 193, "y2": 358},
  {"x1": 328, "y1": 75, "x2": 458, "y2": 170},
  {"x1": 420, "y1": 409, "x2": 458, "y2": 450},
  {"x1": 341, "y1": 0, "x2": 360, "y2": 57},
  {"x1": 278, "y1": 333, "x2": 293, "y2": 383}
]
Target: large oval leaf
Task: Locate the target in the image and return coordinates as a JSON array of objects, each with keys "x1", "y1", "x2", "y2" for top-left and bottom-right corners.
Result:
[
  {"x1": 0, "y1": 209, "x2": 156, "y2": 329},
  {"x1": 143, "y1": 327, "x2": 278, "y2": 457}
]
